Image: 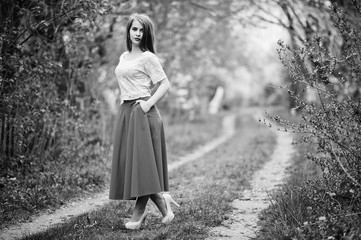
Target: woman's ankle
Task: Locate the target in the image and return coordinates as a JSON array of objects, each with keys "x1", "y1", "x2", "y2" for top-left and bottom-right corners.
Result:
[{"x1": 150, "y1": 193, "x2": 167, "y2": 216}]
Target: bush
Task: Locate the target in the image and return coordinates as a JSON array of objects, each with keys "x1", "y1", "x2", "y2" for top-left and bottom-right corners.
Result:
[
  {"x1": 259, "y1": 180, "x2": 361, "y2": 239},
  {"x1": 260, "y1": 2, "x2": 361, "y2": 239},
  {"x1": 273, "y1": 1, "x2": 361, "y2": 198}
]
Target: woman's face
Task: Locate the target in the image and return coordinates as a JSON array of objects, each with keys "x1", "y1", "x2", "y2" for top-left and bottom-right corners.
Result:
[{"x1": 129, "y1": 20, "x2": 143, "y2": 47}]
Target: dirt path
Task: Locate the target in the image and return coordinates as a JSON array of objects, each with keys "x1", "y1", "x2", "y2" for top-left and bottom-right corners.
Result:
[
  {"x1": 207, "y1": 111, "x2": 294, "y2": 240},
  {"x1": 0, "y1": 114, "x2": 237, "y2": 240}
]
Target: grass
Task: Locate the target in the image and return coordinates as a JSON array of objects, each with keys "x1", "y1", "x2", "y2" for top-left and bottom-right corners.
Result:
[
  {"x1": 256, "y1": 107, "x2": 361, "y2": 240},
  {"x1": 0, "y1": 144, "x2": 110, "y2": 229},
  {"x1": 0, "y1": 112, "x2": 224, "y2": 231},
  {"x1": 21, "y1": 111, "x2": 277, "y2": 239},
  {"x1": 164, "y1": 113, "x2": 224, "y2": 163}
]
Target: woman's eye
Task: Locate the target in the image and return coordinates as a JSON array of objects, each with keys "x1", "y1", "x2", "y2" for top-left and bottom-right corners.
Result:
[{"x1": 131, "y1": 27, "x2": 143, "y2": 32}]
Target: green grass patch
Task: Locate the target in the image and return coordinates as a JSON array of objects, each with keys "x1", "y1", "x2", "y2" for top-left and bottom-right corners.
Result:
[{"x1": 22, "y1": 112, "x2": 277, "y2": 239}]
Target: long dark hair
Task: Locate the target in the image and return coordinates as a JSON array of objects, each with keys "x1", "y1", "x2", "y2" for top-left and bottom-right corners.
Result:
[{"x1": 126, "y1": 14, "x2": 156, "y2": 53}]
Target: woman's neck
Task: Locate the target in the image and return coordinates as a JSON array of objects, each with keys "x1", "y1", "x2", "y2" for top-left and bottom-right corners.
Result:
[{"x1": 131, "y1": 46, "x2": 143, "y2": 54}]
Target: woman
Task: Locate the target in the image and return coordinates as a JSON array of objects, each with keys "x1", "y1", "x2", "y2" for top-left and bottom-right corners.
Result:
[{"x1": 109, "y1": 14, "x2": 179, "y2": 230}]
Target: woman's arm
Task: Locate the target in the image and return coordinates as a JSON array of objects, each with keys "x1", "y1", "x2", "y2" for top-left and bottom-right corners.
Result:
[{"x1": 136, "y1": 78, "x2": 170, "y2": 113}]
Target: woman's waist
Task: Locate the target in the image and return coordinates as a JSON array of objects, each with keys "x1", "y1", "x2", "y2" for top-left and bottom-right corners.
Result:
[{"x1": 122, "y1": 96, "x2": 150, "y2": 103}]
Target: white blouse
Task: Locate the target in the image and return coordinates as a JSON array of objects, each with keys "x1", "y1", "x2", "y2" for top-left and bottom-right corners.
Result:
[{"x1": 114, "y1": 51, "x2": 167, "y2": 102}]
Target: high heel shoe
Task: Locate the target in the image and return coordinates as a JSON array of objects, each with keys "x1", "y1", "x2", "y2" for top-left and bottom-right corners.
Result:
[
  {"x1": 161, "y1": 193, "x2": 180, "y2": 224},
  {"x1": 125, "y1": 209, "x2": 148, "y2": 230}
]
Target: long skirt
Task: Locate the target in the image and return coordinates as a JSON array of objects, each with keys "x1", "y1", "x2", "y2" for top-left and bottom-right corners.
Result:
[{"x1": 109, "y1": 98, "x2": 169, "y2": 200}]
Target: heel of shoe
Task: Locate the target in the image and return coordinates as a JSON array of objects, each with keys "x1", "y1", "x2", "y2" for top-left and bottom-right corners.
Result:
[
  {"x1": 161, "y1": 194, "x2": 179, "y2": 224},
  {"x1": 170, "y1": 197, "x2": 180, "y2": 207},
  {"x1": 143, "y1": 215, "x2": 148, "y2": 226},
  {"x1": 164, "y1": 193, "x2": 180, "y2": 207}
]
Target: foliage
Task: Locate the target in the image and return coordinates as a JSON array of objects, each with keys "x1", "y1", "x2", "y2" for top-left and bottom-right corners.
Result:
[
  {"x1": 257, "y1": 0, "x2": 354, "y2": 110},
  {"x1": 0, "y1": 0, "x2": 112, "y2": 227},
  {"x1": 261, "y1": 1, "x2": 361, "y2": 238},
  {"x1": 272, "y1": 0, "x2": 361, "y2": 198}
]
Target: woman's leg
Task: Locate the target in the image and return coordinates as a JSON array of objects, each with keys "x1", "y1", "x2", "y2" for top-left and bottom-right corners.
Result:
[
  {"x1": 150, "y1": 193, "x2": 167, "y2": 217},
  {"x1": 130, "y1": 195, "x2": 150, "y2": 221}
]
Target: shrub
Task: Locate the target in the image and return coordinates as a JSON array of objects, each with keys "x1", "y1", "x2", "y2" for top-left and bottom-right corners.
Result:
[
  {"x1": 273, "y1": 1, "x2": 361, "y2": 198},
  {"x1": 260, "y1": 2, "x2": 361, "y2": 239}
]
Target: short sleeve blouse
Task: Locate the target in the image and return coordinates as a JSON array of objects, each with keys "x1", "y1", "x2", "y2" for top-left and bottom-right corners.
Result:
[{"x1": 114, "y1": 51, "x2": 167, "y2": 102}]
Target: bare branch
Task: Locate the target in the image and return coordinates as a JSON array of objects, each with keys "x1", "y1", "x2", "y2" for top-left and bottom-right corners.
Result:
[
  {"x1": 288, "y1": 1, "x2": 306, "y2": 31},
  {"x1": 255, "y1": 14, "x2": 288, "y2": 28},
  {"x1": 188, "y1": 1, "x2": 218, "y2": 16}
]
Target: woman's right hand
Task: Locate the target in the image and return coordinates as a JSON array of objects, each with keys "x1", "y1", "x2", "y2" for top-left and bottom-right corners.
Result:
[{"x1": 136, "y1": 100, "x2": 151, "y2": 113}]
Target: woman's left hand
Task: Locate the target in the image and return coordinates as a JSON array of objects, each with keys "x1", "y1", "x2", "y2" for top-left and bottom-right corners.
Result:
[{"x1": 136, "y1": 100, "x2": 151, "y2": 113}]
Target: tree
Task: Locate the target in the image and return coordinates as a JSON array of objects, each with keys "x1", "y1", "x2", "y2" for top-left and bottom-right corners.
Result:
[{"x1": 0, "y1": 0, "x2": 111, "y2": 175}]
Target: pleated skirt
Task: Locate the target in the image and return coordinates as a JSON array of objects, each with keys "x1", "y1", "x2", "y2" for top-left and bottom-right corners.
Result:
[{"x1": 109, "y1": 98, "x2": 169, "y2": 200}]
